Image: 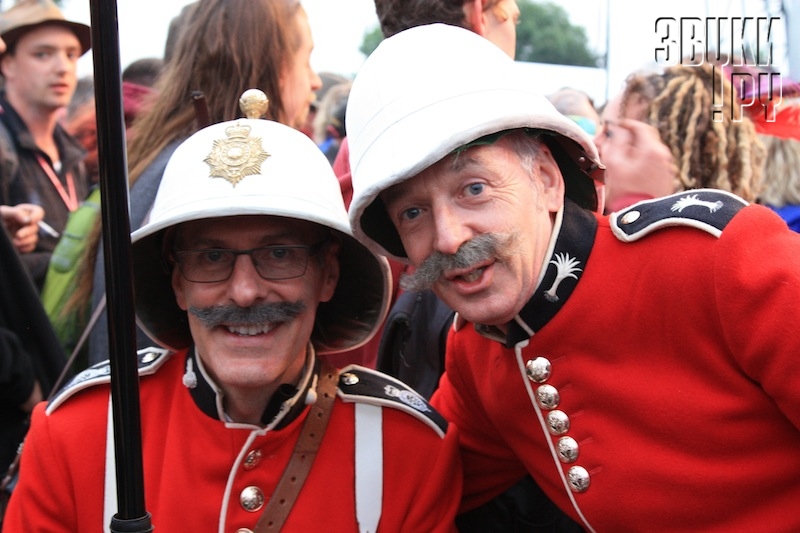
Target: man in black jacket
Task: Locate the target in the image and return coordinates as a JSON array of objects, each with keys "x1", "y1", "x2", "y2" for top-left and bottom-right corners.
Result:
[
  {"x1": 0, "y1": 0, "x2": 90, "y2": 290},
  {"x1": 0, "y1": 207, "x2": 66, "y2": 475}
]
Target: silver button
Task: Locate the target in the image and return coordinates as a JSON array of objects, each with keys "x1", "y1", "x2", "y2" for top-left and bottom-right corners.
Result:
[
  {"x1": 242, "y1": 449, "x2": 262, "y2": 471},
  {"x1": 546, "y1": 410, "x2": 570, "y2": 435},
  {"x1": 240, "y1": 486, "x2": 265, "y2": 512},
  {"x1": 236, "y1": 529, "x2": 254, "y2": 533},
  {"x1": 568, "y1": 465, "x2": 591, "y2": 493},
  {"x1": 341, "y1": 372, "x2": 359, "y2": 385},
  {"x1": 620, "y1": 210, "x2": 641, "y2": 224},
  {"x1": 525, "y1": 357, "x2": 551, "y2": 383},
  {"x1": 557, "y1": 436, "x2": 579, "y2": 463},
  {"x1": 140, "y1": 351, "x2": 158, "y2": 364},
  {"x1": 536, "y1": 384, "x2": 560, "y2": 410}
]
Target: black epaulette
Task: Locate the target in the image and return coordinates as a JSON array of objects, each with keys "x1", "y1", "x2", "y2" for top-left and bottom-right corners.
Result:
[
  {"x1": 46, "y1": 347, "x2": 171, "y2": 415},
  {"x1": 611, "y1": 189, "x2": 748, "y2": 242},
  {"x1": 337, "y1": 364, "x2": 448, "y2": 437}
]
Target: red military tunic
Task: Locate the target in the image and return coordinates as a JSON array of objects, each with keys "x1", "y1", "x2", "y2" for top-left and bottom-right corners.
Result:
[
  {"x1": 5, "y1": 345, "x2": 461, "y2": 532},
  {"x1": 432, "y1": 191, "x2": 800, "y2": 532}
]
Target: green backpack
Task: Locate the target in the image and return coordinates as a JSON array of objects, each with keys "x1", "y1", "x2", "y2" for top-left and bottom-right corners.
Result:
[{"x1": 40, "y1": 186, "x2": 101, "y2": 364}]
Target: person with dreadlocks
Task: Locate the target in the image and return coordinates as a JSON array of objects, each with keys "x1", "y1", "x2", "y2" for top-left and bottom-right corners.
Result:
[
  {"x1": 596, "y1": 62, "x2": 765, "y2": 214},
  {"x1": 753, "y1": 101, "x2": 800, "y2": 232}
]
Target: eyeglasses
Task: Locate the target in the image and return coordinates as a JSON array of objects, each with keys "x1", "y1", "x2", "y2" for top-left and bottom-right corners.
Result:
[{"x1": 172, "y1": 241, "x2": 327, "y2": 283}]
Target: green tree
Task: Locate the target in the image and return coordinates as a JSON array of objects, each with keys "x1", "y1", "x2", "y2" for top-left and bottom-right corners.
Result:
[
  {"x1": 359, "y1": 25, "x2": 384, "y2": 59},
  {"x1": 516, "y1": 2, "x2": 598, "y2": 66},
  {"x1": 359, "y1": 0, "x2": 599, "y2": 68}
]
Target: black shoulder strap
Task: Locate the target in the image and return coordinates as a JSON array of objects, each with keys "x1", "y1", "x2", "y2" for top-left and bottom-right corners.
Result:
[
  {"x1": 611, "y1": 189, "x2": 748, "y2": 242},
  {"x1": 338, "y1": 364, "x2": 448, "y2": 437}
]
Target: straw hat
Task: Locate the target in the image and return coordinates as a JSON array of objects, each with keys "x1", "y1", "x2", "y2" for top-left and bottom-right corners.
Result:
[{"x1": 0, "y1": 0, "x2": 91, "y2": 55}]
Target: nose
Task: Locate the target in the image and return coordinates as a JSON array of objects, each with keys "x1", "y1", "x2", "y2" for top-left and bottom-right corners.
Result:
[
  {"x1": 53, "y1": 51, "x2": 74, "y2": 74},
  {"x1": 432, "y1": 203, "x2": 472, "y2": 256},
  {"x1": 310, "y1": 68, "x2": 322, "y2": 93},
  {"x1": 226, "y1": 254, "x2": 267, "y2": 307}
]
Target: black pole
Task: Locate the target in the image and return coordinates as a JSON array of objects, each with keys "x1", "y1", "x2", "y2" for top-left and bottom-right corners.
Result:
[{"x1": 87, "y1": 0, "x2": 152, "y2": 531}]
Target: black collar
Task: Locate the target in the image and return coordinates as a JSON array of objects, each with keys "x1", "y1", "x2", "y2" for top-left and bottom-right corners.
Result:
[
  {"x1": 502, "y1": 198, "x2": 598, "y2": 347},
  {"x1": 185, "y1": 346, "x2": 317, "y2": 430}
]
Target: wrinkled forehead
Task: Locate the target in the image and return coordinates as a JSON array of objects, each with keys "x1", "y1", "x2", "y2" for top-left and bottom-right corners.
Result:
[{"x1": 380, "y1": 137, "x2": 523, "y2": 206}]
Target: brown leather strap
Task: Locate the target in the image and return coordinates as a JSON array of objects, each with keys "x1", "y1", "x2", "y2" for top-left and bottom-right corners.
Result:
[{"x1": 254, "y1": 361, "x2": 338, "y2": 532}]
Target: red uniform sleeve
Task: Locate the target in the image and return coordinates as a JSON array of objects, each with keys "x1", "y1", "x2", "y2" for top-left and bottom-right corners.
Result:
[
  {"x1": 4, "y1": 389, "x2": 108, "y2": 532},
  {"x1": 377, "y1": 407, "x2": 462, "y2": 532},
  {"x1": 5, "y1": 403, "x2": 80, "y2": 531},
  {"x1": 715, "y1": 204, "x2": 800, "y2": 429}
]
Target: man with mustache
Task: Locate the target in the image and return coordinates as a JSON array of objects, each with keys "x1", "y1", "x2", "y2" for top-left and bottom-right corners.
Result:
[
  {"x1": 347, "y1": 24, "x2": 800, "y2": 531},
  {"x1": 0, "y1": 0, "x2": 90, "y2": 290},
  {"x1": 4, "y1": 98, "x2": 461, "y2": 531}
]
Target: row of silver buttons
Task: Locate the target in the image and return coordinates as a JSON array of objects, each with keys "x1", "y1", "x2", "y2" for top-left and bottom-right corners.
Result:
[{"x1": 526, "y1": 357, "x2": 590, "y2": 493}]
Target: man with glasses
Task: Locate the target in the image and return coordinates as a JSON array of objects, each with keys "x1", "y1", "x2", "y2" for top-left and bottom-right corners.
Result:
[{"x1": 5, "y1": 99, "x2": 461, "y2": 531}]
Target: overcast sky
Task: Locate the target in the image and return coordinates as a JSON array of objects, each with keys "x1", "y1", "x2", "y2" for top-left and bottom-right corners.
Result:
[{"x1": 62, "y1": 0, "x2": 792, "y2": 106}]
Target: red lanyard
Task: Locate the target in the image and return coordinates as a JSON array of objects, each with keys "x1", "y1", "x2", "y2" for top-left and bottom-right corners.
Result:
[{"x1": 36, "y1": 154, "x2": 77, "y2": 212}]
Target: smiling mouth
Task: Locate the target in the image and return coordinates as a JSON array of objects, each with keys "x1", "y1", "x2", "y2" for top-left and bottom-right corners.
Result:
[{"x1": 225, "y1": 323, "x2": 277, "y2": 336}]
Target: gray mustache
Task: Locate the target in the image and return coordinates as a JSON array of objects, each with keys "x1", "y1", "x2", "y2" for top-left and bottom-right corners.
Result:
[
  {"x1": 188, "y1": 301, "x2": 307, "y2": 328},
  {"x1": 399, "y1": 233, "x2": 514, "y2": 292}
]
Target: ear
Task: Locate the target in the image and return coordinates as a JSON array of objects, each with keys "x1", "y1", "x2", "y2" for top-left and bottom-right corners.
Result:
[
  {"x1": 462, "y1": 0, "x2": 487, "y2": 36},
  {"x1": 0, "y1": 54, "x2": 15, "y2": 80},
  {"x1": 318, "y1": 241, "x2": 340, "y2": 303},
  {"x1": 171, "y1": 265, "x2": 189, "y2": 311},
  {"x1": 535, "y1": 144, "x2": 566, "y2": 213}
]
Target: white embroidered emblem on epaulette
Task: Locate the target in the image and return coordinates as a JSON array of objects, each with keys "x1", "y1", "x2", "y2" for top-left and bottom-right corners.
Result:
[
  {"x1": 670, "y1": 194, "x2": 724, "y2": 213},
  {"x1": 544, "y1": 252, "x2": 582, "y2": 303},
  {"x1": 384, "y1": 385, "x2": 431, "y2": 413}
]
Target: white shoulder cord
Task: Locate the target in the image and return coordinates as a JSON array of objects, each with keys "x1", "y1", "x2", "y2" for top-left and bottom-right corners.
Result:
[
  {"x1": 355, "y1": 403, "x2": 383, "y2": 533},
  {"x1": 103, "y1": 393, "x2": 117, "y2": 533}
]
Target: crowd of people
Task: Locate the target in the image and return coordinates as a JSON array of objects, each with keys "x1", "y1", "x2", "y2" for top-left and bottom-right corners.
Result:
[{"x1": 1, "y1": 0, "x2": 799, "y2": 531}]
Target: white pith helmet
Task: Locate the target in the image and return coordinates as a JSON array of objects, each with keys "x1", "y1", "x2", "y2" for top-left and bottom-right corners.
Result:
[
  {"x1": 131, "y1": 90, "x2": 391, "y2": 354},
  {"x1": 347, "y1": 24, "x2": 606, "y2": 263}
]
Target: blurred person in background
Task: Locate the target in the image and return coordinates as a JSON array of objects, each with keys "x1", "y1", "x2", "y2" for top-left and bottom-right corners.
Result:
[
  {"x1": 0, "y1": 0, "x2": 91, "y2": 291},
  {"x1": 313, "y1": 80, "x2": 350, "y2": 164},
  {"x1": 0, "y1": 30, "x2": 66, "y2": 522},
  {"x1": 39, "y1": 57, "x2": 165, "y2": 364},
  {"x1": 596, "y1": 62, "x2": 764, "y2": 214},
  {"x1": 754, "y1": 102, "x2": 800, "y2": 232},
  {"x1": 739, "y1": 75, "x2": 800, "y2": 232},
  {"x1": 546, "y1": 87, "x2": 599, "y2": 136}
]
